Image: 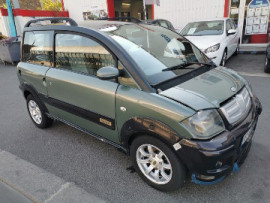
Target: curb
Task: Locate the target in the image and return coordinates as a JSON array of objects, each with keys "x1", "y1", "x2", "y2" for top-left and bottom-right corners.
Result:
[
  {"x1": 239, "y1": 51, "x2": 266, "y2": 55},
  {"x1": 0, "y1": 149, "x2": 106, "y2": 203}
]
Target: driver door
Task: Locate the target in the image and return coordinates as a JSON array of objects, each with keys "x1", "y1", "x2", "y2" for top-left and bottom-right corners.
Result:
[{"x1": 45, "y1": 32, "x2": 119, "y2": 142}]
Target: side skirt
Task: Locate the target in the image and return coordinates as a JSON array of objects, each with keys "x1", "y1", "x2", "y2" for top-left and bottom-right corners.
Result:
[{"x1": 46, "y1": 113, "x2": 128, "y2": 154}]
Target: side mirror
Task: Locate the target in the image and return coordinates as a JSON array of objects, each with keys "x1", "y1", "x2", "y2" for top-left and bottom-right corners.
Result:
[
  {"x1": 227, "y1": 29, "x2": 236, "y2": 35},
  {"x1": 97, "y1": 66, "x2": 119, "y2": 80}
]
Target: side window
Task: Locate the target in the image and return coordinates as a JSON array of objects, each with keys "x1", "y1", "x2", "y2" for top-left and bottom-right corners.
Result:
[
  {"x1": 168, "y1": 22, "x2": 174, "y2": 30},
  {"x1": 230, "y1": 20, "x2": 236, "y2": 30},
  {"x1": 226, "y1": 20, "x2": 232, "y2": 33},
  {"x1": 22, "y1": 31, "x2": 53, "y2": 66},
  {"x1": 118, "y1": 61, "x2": 139, "y2": 89},
  {"x1": 159, "y1": 21, "x2": 169, "y2": 29},
  {"x1": 55, "y1": 33, "x2": 115, "y2": 76}
]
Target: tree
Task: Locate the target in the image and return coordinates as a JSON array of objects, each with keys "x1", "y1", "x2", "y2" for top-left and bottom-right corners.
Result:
[
  {"x1": 0, "y1": 3, "x2": 7, "y2": 8},
  {"x1": 39, "y1": 0, "x2": 62, "y2": 11}
]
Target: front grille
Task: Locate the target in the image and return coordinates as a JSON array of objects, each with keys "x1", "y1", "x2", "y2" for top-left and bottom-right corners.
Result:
[{"x1": 220, "y1": 87, "x2": 251, "y2": 124}]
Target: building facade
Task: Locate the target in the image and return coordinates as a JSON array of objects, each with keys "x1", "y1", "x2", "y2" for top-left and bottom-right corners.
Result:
[{"x1": 63, "y1": 0, "x2": 270, "y2": 47}]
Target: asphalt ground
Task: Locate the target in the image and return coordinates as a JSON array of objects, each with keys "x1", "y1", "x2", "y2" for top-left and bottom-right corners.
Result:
[{"x1": 0, "y1": 54, "x2": 269, "y2": 202}]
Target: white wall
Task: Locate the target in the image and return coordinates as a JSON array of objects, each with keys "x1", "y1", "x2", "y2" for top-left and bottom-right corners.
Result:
[
  {"x1": 154, "y1": 0, "x2": 225, "y2": 30},
  {"x1": 0, "y1": 15, "x2": 69, "y2": 38},
  {"x1": 64, "y1": 0, "x2": 107, "y2": 23}
]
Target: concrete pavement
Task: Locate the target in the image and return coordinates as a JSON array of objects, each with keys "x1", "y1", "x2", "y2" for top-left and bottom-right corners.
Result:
[{"x1": 0, "y1": 149, "x2": 106, "y2": 203}]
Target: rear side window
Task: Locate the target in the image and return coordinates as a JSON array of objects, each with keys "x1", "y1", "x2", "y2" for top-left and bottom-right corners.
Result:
[
  {"x1": 55, "y1": 33, "x2": 115, "y2": 76},
  {"x1": 22, "y1": 31, "x2": 53, "y2": 66}
]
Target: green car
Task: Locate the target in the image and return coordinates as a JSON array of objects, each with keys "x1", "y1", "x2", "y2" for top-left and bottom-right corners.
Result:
[{"x1": 17, "y1": 18, "x2": 262, "y2": 192}]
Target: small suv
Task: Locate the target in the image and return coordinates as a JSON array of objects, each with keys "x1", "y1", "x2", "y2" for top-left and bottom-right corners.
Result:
[{"x1": 17, "y1": 18, "x2": 262, "y2": 192}]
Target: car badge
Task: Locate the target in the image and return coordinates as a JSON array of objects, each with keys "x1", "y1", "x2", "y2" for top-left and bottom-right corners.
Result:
[{"x1": 231, "y1": 86, "x2": 237, "y2": 92}]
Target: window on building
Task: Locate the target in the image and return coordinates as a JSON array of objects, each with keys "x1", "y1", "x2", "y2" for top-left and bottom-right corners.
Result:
[
  {"x1": 55, "y1": 33, "x2": 115, "y2": 76},
  {"x1": 22, "y1": 31, "x2": 53, "y2": 66}
]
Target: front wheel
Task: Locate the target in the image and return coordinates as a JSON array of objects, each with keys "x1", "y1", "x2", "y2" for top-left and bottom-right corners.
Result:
[
  {"x1": 234, "y1": 43, "x2": 239, "y2": 56},
  {"x1": 220, "y1": 50, "x2": 227, "y2": 66},
  {"x1": 130, "y1": 136, "x2": 186, "y2": 192},
  {"x1": 264, "y1": 56, "x2": 270, "y2": 73}
]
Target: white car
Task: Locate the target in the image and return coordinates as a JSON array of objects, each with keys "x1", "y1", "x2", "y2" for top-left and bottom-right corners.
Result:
[{"x1": 180, "y1": 18, "x2": 240, "y2": 66}]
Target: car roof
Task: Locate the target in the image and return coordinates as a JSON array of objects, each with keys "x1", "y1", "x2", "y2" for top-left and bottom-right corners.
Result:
[
  {"x1": 188, "y1": 17, "x2": 229, "y2": 24},
  {"x1": 78, "y1": 20, "x2": 133, "y2": 30}
]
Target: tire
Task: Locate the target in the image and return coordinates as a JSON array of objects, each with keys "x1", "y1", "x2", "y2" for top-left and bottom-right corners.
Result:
[
  {"x1": 234, "y1": 43, "x2": 239, "y2": 56},
  {"x1": 130, "y1": 135, "x2": 186, "y2": 192},
  {"x1": 26, "y1": 95, "x2": 53, "y2": 128},
  {"x1": 220, "y1": 50, "x2": 227, "y2": 66},
  {"x1": 264, "y1": 56, "x2": 270, "y2": 73}
]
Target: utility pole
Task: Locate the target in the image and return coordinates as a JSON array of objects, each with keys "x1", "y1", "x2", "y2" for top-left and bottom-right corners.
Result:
[
  {"x1": 6, "y1": 0, "x2": 17, "y2": 37},
  {"x1": 143, "y1": 0, "x2": 147, "y2": 20}
]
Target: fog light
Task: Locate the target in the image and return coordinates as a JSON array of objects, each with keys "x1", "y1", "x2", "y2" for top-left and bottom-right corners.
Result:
[
  {"x1": 196, "y1": 174, "x2": 215, "y2": 181},
  {"x1": 216, "y1": 161, "x2": 223, "y2": 168}
]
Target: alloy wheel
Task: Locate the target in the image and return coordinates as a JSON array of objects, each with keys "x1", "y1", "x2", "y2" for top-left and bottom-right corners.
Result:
[
  {"x1": 28, "y1": 100, "x2": 42, "y2": 124},
  {"x1": 136, "y1": 144, "x2": 172, "y2": 185}
]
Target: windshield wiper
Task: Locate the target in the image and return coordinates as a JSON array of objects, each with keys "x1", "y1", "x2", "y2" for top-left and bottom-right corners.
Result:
[{"x1": 162, "y1": 62, "x2": 214, "y2": 72}]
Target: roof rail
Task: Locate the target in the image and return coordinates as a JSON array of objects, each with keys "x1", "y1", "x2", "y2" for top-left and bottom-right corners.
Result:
[
  {"x1": 97, "y1": 17, "x2": 142, "y2": 23},
  {"x1": 24, "y1": 17, "x2": 78, "y2": 28}
]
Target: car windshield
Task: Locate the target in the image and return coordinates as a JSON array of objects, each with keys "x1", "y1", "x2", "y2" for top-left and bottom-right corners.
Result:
[
  {"x1": 181, "y1": 20, "x2": 224, "y2": 36},
  {"x1": 99, "y1": 24, "x2": 211, "y2": 85}
]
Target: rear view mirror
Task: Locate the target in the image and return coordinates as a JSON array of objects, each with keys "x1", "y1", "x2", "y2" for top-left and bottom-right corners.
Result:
[
  {"x1": 97, "y1": 66, "x2": 119, "y2": 80},
  {"x1": 228, "y1": 29, "x2": 236, "y2": 35}
]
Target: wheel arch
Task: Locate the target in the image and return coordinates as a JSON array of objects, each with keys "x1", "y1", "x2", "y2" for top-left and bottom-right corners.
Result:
[
  {"x1": 120, "y1": 117, "x2": 181, "y2": 153},
  {"x1": 22, "y1": 84, "x2": 49, "y2": 113}
]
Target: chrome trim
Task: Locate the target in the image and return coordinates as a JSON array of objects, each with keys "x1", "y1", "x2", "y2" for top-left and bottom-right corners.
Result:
[{"x1": 220, "y1": 88, "x2": 251, "y2": 124}]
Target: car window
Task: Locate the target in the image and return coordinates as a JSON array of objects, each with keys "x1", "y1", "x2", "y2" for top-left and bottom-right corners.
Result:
[
  {"x1": 167, "y1": 21, "x2": 174, "y2": 30},
  {"x1": 159, "y1": 21, "x2": 169, "y2": 28},
  {"x1": 118, "y1": 61, "x2": 140, "y2": 89},
  {"x1": 55, "y1": 33, "x2": 115, "y2": 76},
  {"x1": 22, "y1": 31, "x2": 53, "y2": 66},
  {"x1": 226, "y1": 20, "x2": 232, "y2": 32},
  {"x1": 110, "y1": 24, "x2": 210, "y2": 85},
  {"x1": 229, "y1": 20, "x2": 236, "y2": 30},
  {"x1": 181, "y1": 20, "x2": 224, "y2": 36}
]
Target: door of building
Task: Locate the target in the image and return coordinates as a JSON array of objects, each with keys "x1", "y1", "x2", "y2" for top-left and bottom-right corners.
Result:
[
  {"x1": 229, "y1": 0, "x2": 270, "y2": 44},
  {"x1": 113, "y1": 0, "x2": 152, "y2": 20}
]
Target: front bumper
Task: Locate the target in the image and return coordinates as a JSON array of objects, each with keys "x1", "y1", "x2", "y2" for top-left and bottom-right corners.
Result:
[{"x1": 176, "y1": 96, "x2": 262, "y2": 184}]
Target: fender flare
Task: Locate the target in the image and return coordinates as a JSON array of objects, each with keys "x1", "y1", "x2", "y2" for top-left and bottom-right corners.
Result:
[
  {"x1": 120, "y1": 117, "x2": 181, "y2": 151},
  {"x1": 21, "y1": 83, "x2": 49, "y2": 113}
]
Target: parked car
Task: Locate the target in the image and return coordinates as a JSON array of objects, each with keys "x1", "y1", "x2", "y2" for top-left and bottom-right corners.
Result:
[
  {"x1": 264, "y1": 44, "x2": 270, "y2": 73},
  {"x1": 17, "y1": 17, "x2": 261, "y2": 192},
  {"x1": 145, "y1": 19, "x2": 175, "y2": 31},
  {"x1": 180, "y1": 18, "x2": 240, "y2": 66}
]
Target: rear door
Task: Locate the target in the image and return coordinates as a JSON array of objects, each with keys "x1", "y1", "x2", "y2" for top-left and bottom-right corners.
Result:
[
  {"x1": 18, "y1": 31, "x2": 54, "y2": 96},
  {"x1": 45, "y1": 32, "x2": 119, "y2": 143}
]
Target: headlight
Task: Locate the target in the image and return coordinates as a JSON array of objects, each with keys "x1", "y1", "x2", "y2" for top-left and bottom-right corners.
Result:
[
  {"x1": 181, "y1": 109, "x2": 225, "y2": 139},
  {"x1": 204, "y1": 43, "x2": 220, "y2": 54}
]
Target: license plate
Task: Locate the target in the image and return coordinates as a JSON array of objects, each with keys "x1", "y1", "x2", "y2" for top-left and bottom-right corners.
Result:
[{"x1": 241, "y1": 123, "x2": 255, "y2": 146}]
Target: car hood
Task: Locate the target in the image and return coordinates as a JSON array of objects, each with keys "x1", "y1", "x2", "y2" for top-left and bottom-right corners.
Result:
[
  {"x1": 159, "y1": 67, "x2": 245, "y2": 111},
  {"x1": 184, "y1": 35, "x2": 224, "y2": 50}
]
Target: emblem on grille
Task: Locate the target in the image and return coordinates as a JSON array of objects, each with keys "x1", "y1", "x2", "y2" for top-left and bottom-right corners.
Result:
[{"x1": 231, "y1": 86, "x2": 237, "y2": 92}]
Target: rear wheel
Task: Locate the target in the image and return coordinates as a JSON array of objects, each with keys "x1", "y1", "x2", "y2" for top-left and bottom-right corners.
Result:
[
  {"x1": 26, "y1": 95, "x2": 53, "y2": 128},
  {"x1": 130, "y1": 135, "x2": 186, "y2": 192},
  {"x1": 264, "y1": 56, "x2": 270, "y2": 73}
]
